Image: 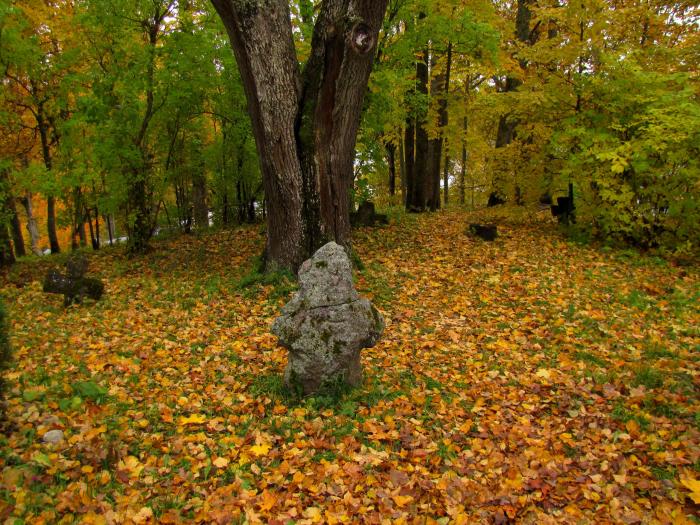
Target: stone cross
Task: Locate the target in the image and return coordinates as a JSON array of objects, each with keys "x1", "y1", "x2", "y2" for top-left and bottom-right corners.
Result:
[{"x1": 272, "y1": 242, "x2": 384, "y2": 395}]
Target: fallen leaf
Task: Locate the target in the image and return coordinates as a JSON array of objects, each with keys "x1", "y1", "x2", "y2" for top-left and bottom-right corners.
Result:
[
  {"x1": 179, "y1": 414, "x2": 207, "y2": 425},
  {"x1": 212, "y1": 457, "x2": 229, "y2": 469},
  {"x1": 681, "y1": 475, "x2": 700, "y2": 504},
  {"x1": 249, "y1": 443, "x2": 271, "y2": 457}
]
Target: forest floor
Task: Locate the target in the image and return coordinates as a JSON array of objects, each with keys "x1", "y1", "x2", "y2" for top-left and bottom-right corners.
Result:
[{"x1": 1, "y1": 207, "x2": 699, "y2": 524}]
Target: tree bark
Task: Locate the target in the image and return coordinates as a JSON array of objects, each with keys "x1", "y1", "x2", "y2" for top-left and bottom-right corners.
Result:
[
  {"x1": 404, "y1": 117, "x2": 415, "y2": 209},
  {"x1": 21, "y1": 193, "x2": 43, "y2": 255},
  {"x1": 47, "y1": 196, "x2": 60, "y2": 254},
  {"x1": 1, "y1": 169, "x2": 25, "y2": 257},
  {"x1": 460, "y1": 116, "x2": 468, "y2": 206},
  {"x1": 36, "y1": 102, "x2": 60, "y2": 254},
  {"x1": 104, "y1": 214, "x2": 115, "y2": 246},
  {"x1": 386, "y1": 142, "x2": 396, "y2": 196},
  {"x1": 192, "y1": 170, "x2": 208, "y2": 229},
  {"x1": 438, "y1": 42, "x2": 452, "y2": 207},
  {"x1": 398, "y1": 133, "x2": 406, "y2": 201},
  {"x1": 406, "y1": 45, "x2": 430, "y2": 212},
  {"x1": 491, "y1": 0, "x2": 535, "y2": 205},
  {"x1": 127, "y1": 6, "x2": 170, "y2": 254},
  {"x1": 0, "y1": 169, "x2": 17, "y2": 264},
  {"x1": 0, "y1": 223, "x2": 14, "y2": 267},
  {"x1": 9, "y1": 197, "x2": 26, "y2": 258},
  {"x1": 211, "y1": 0, "x2": 388, "y2": 271}
]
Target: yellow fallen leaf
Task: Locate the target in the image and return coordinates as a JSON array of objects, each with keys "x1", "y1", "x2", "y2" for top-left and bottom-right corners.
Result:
[
  {"x1": 613, "y1": 474, "x2": 627, "y2": 485},
  {"x1": 118, "y1": 456, "x2": 144, "y2": 477},
  {"x1": 250, "y1": 443, "x2": 271, "y2": 457},
  {"x1": 536, "y1": 369, "x2": 552, "y2": 379},
  {"x1": 458, "y1": 419, "x2": 473, "y2": 433},
  {"x1": 213, "y1": 457, "x2": 229, "y2": 469},
  {"x1": 131, "y1": 506, "x2": 153, "y2": 524},
  {"x1": 179, "y1": 414, "x2": 206, "y2": 425},
  {"x1": 681, "y1": 476, "x2": 700, "y2": 504},
  {"x1": 303, "y1": 506, "x2": 322, "y2": 522}
]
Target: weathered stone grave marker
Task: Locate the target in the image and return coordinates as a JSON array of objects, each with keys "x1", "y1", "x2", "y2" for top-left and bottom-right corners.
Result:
[{"x1": 272, "y1": 242, "x2": 384, "y2": 395}]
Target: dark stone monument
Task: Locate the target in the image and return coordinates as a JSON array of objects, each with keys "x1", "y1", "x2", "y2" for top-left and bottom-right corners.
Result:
[
  {"x1": 551, "y1": 183, "x2": 576, "y2": 225},
  {"x1": 487, "y1": 192, "x2": 506, "y2": 207},
  {"x1": 350, "y1": 201, "x2": 388, "y2": 227},
  {"x1": 43, "y1": 254, "x2": 104, "y2": 306},
  {"x1": 469, "y1": 223, "x2": 498, "y2": 241}
]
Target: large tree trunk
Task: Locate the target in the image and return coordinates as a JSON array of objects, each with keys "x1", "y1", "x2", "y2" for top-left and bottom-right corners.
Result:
[{"x1": 211, "y1": 0, "x2": 388, "y2": 271}]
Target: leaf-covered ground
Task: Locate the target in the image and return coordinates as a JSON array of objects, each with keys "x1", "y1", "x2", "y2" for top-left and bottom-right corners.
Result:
[{"x1": 1, "y1": 209, "x2": 699, "y2": 524}]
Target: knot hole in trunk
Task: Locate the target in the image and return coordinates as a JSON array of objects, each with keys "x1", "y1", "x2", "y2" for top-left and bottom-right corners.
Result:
[{"x1": 349, "y1": 22, "x2": 374, "y2": 55}]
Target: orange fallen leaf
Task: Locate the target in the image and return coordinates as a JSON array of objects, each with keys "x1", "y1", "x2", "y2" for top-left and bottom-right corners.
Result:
[{"x1": 392, "y1": 495, "x2": 413, "y2": 507}]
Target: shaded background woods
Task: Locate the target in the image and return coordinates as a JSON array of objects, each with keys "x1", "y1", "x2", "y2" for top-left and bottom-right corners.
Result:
[{"x1": 1, "y1": 0, "x2": 698, "y2": 265}]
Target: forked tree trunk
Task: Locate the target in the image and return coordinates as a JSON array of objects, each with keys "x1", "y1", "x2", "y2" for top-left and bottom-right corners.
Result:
[{"x1": 211, "y1": 0, "x2": 388, "y2": 271}]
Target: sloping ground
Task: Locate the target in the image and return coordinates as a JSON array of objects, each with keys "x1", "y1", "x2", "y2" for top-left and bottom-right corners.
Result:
[{"x1": 1, "y1": 209, "x2": 698, "y2": 524}]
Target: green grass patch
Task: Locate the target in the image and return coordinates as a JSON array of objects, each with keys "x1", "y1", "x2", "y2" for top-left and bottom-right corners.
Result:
[
  {"x1": 72, "y1": 380, "x2": 109, "y2": 403},
  {"x1": 575, "y1": 351, "x2": 607, "y2": 367},
  {"x1": 235, "y1": 264, "x2": 297, "y2": 301},
  {"x1": 611, "y1": 402, "x2": 650, "y2": 431},
  {"x1": 643, "y1": 345, "x2": 679, "y2": 360},
  {"x1": 650, "y1": 465, "x2": 677, "y2": 481},
  {"x1": 631, "y1": 366, "x2": 665, "y2": 389}
]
